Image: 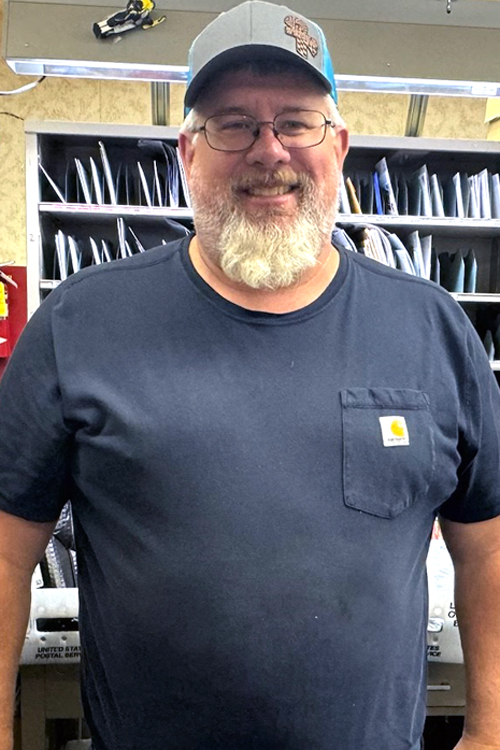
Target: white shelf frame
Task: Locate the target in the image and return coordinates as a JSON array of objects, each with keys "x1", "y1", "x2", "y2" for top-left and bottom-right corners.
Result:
[
  {"x1": 338, "y1": 214, "x2": 500, "y2": 237},
  {"x1": 39, "y1": 203, "x2": 193, "y2": 220}
]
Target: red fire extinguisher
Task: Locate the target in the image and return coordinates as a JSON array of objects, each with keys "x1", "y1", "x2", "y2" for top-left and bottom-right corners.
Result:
[{"x1": 0, "y1": 280, "x2": 12, "y2": 358}]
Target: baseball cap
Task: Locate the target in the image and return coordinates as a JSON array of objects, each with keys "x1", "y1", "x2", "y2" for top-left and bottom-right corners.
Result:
[{"x1": 185, "y1": 0, "x2": 337, "y2": 108}]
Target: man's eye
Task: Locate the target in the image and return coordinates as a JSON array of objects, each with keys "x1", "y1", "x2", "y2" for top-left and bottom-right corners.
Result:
[
  {"x1": 219, "y1": 120, "x2": 253, "y2": 132},
  {"x1": 278, "y1": 120, "x2": 309, "y2": 133}
]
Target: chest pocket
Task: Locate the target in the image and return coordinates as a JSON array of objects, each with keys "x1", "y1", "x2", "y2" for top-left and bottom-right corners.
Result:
[{"x1": 341, "y1": 388, "x2": 436, "y2": 519}]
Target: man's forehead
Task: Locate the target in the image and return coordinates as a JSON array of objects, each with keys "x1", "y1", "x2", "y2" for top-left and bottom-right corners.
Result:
[{"x1": 196, "y1": 68, "x2": 328, "y2": 112}]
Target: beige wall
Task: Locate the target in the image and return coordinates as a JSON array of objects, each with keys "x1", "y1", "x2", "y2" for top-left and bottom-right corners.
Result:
[
  {"x1": 338, "y1": 92, "x2": 488, "y2": 140},
  {"x1": 338, "y1": 93, "x2": 409, "y2": 136},
  {"x1": 0, "y1": 0, "x2": 491, "y2": 266},
  {"x1": 423, "y1": 96, "x2": 488, "y2": 140}
]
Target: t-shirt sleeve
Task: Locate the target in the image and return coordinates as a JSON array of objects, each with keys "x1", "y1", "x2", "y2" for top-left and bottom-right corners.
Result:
[
  {"x1": 439, "y1": 323, "x2": 500, "y2": 523},
  {"x1": 0, "y1": 291, "x2": 73, "y2": 522}
]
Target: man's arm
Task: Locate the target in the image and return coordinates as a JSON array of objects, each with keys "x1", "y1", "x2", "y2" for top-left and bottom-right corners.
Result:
[
  {"x1": 440, "y1": 514, "x2": 500, "y2": 750},
  {"x1": 0, "y1": 509, "x2": 56, "y2": 750}
]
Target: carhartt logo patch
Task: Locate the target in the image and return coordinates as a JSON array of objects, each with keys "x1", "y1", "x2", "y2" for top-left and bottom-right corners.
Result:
[
  {"x1": 284, "y1": 15, "x2": 319, "y2": 60},
  {"x1": 379, "y1": 416, "x2": 410, "y2": 447}
]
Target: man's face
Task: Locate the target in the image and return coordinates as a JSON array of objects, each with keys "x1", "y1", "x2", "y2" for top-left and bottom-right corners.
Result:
[{"x1": 180, "y1": 69, "x2": 349, "y2": 290}]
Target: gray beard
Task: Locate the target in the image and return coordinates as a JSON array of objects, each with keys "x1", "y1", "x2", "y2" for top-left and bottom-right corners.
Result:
[{"x1": 190, "y1": 169, "x2": 340, "y2": 290}]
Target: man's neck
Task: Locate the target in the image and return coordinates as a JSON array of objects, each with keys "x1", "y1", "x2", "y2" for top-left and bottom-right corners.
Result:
[{"x1": 188, "y1": 236, "x2": 340, "y2": 314}]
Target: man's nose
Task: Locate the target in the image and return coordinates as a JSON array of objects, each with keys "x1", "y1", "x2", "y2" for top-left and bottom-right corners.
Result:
[{"x1": 245, "y1": 123, "x2": 292, "y2": 168}]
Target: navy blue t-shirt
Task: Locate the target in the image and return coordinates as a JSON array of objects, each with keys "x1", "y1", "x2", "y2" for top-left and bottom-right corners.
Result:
[{"x1": 1, "y1": 237, "x2": 500, "y2": 750}]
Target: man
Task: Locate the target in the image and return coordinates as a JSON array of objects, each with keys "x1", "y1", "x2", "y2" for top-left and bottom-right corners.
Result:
[{"x1": 1, "y1": 2, "x2": 500, "y2": 749}]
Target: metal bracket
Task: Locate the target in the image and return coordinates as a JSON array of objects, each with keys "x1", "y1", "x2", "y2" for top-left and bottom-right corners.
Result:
[
  {"x1": 151, "y1": 82, "x2": 171, "y2": 126},
  {"x1": 405, "y1": 94, "x2": 429, "y2": 137}
]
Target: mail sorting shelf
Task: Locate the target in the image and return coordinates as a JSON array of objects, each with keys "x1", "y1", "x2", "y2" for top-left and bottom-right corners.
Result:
[
  {"x1": 341, "y1": 134, "x2": 500, "y2": 305},
  {"x1": 27, "y1": 123, "x2": 500, "y2": 310}
]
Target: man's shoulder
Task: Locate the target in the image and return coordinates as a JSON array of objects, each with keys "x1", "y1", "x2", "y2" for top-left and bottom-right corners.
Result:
[
  {"x1": 69, "y1": 236, "x2": 187, "y2": 284},
  {"x1": 50, "y1": 236, "x2": 189, "y2": 303},
  {"x1": 343, "y1": 246, "x2": 453, "y2": 302},
  {"x1": 339, "y1": 246, "x2": 472, "y2": 341}
]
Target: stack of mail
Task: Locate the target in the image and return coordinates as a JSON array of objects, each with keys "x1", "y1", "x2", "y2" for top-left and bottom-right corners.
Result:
[
  {"x1": 334, "y1": 224, "x2": 479, "y2": 295},
  {"x1": 39, "y1": 139, "x2": 191, "y2": 208},
  {"x1": 50, "y1": 218, "x2": 190, "y2": 281},
  {"x1": 340, "y1": 163, "x2": 500, "y2": 219}
]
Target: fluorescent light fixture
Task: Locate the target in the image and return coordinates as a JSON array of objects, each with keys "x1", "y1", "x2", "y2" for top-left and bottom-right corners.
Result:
[
  {"x1": 7, "y1": 59, "x2": 190, "y2": 82},
  {"x1": 336, "y1": 74, "x2": 500, "y2": 98},
  {"x1": 5, "y1": 58, "x2": 500, "y2": 97}
]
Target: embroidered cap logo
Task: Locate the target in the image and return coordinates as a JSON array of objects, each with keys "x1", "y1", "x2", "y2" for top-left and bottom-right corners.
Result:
[{"x1": 284, "y1": 15, "x2": 319, "y2": 60}]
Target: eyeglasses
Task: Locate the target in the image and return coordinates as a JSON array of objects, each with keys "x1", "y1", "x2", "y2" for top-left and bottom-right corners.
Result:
[{"x1": 198, "y1": 109, "x2": 335, "y2": 152}]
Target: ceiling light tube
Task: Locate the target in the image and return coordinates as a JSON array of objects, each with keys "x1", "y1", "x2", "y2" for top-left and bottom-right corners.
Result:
[{"x1": 6, "y1": 59, "x2": 500, "y2": 98}]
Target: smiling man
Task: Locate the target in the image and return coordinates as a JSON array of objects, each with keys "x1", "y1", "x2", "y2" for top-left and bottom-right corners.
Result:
[
  {"x1": 1, "y1": 3, "x2": 500, "y2": 750},
  {"x1": 180, "y1": 66, "x2": 347, "y2": 301}
]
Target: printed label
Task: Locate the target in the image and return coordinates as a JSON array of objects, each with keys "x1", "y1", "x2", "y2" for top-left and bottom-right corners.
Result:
[{"x1": 379, "y1": 416, "x2": 410, "y2": 447}]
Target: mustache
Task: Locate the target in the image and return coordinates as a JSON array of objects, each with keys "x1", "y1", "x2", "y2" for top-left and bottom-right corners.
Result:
[{"x1": 231, "y1": 170, "x2": 310, "y2": 192}]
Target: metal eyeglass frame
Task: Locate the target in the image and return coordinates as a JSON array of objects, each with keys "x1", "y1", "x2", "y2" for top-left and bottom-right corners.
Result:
[{"x1": 197, "y1": 110, "x2": 336, "y2": 152}]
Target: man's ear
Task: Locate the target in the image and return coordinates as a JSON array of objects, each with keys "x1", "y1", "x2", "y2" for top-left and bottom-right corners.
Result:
[
  {"x1": 334, "y1": 125, "x2": 349, "y2": 171},
  {"x1": 178, "y1": 132, "x2": 196, "y2": 180}
]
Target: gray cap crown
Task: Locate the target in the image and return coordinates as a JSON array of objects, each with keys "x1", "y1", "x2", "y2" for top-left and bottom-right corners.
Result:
[{"x1": 185, "y1": 1, "x2": 337, "y2": 108}]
